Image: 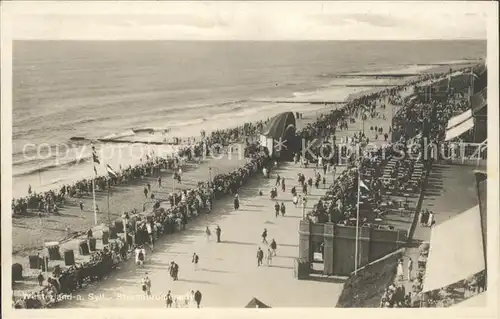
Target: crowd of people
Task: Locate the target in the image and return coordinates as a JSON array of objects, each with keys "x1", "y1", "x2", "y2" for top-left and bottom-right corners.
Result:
[
  {"x1": 378, "y1": 66, "x2": 485, "y2": 308},
  {"x1": 14, "y1": 66, "x2": 475, "y2": 308},
  {"x1": 14, "y1": 140, "x2": 274, "y2": 309},
  {"x1": 11, "y1": 118, "x2": 274, "y2": 216}
]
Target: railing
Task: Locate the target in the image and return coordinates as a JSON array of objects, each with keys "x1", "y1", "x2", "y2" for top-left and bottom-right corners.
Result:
[{"x1": 461, "y1": 140, "x2": 487, "y2": 166}]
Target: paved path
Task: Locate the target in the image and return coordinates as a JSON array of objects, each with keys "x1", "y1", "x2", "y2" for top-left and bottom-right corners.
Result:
[
  {"x1": 57, "y1": 162, "x2": 342, "y2": 308},
  {"x1": 53, "y1": 87, "x2": 405, "y2": 308}
]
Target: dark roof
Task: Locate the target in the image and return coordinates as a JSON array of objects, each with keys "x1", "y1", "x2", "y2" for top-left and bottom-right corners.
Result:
[
  {"x1": 261, "y1": 112, "x2": 296, "y2": 139},
  {"x1": 471, "y1": 87, "x2": 487, "y2": 114},
  {"x1": 245, "y1": 297, "x2": 271, "y2": 308}
]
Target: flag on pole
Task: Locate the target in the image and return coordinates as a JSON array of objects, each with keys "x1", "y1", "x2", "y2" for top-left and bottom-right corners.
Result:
[
  {"x1": 359, "y1": 179, "x2": 370, "y2": 191},
  {"x1": 91, "y1": 143, "x2": 100, "y2": 164},
  {"x1": 106, "y1": 164, "x2": 119, "y2": 177}
]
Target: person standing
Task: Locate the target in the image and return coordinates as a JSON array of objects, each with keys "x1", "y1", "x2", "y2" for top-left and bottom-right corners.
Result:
[
  {"x1": 233, "y1": 194, "x2": 240, "y2": 211},
  {"x1": 194, "y1": 290, "x2": 202, "y2": 308},
  {"x1": 141, "y1": 273, "x2": 151, "y2": 296},
  {"x1": 266, "y1": 248, "x2": 273, "y2": 266},
  {"x1": 205, "y1": 226, "x2": 211, "y2": 242},
  {"x1": 79, "y1": 201, "x2": 84, "y2": 212},
  {"x1": 427, "y1": 211, "x2": 435, "y2": 227},
  {"x1": 173, "y1": 262, "x2": 179, "y2": 280},
  {"x1": 144, "y1": 186, "x2": 148, "y2": 198},
  {"x1": 280, "y1": 202, "x2": 286, "y2": 216},
  {"x1": 215, "y1": 225, "x2": 222, "y2": 243},
  {"x1": 407, "y1": 257, "x2": 413, "y2": 281},
  {"x1": 192, "y1": 253, "x2": 199, "y2": 271},
  {"x1": 281, "y1": 178, "x2": 286, "y2": 192},
  {"x1": 262, "y1": 228, "x2": 268, "y2": 244},
  {"x1": 274, "y1": 202, "x2": 280, "y2": 218},
  {"x1": 146, "y1": 222, "x2": 154, "y2": 252},
  {"x1": 256, "y1": 247, "x2": 264, "y2": 266},
  {"x1": 396, "y1": 259, "x2": 404, "y2": 281},
  {"x1": 158, "y1": 176, "x2": 162, "y2": 188}
]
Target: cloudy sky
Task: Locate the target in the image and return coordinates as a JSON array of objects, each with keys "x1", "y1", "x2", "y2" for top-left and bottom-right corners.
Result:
[{"x1": 8, "y1": 1, "x2": 489, "y2": 40}]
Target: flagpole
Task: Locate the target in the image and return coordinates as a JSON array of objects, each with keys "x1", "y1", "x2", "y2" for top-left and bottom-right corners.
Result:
[
  {"x1": 91, "y1": 143, "x2": 98, "y2": 226},
  {"x1": 92, "y1": 172, "x2": 97, "y2": 225},
  {"x1": 107, "y1": 180, "x2": 111, "y2": 226},
  {"x1": 354, "y1": 161, "x2": 360, "y2": 275}
]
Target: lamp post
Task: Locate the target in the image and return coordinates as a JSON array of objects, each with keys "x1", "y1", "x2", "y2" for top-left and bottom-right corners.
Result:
[
  {"x1": 172, "y1": 174, "x2": 176, "y2": 207},
  {"x1": 122, "y1": 215, "x2": 129, "y2": 250},
  {"x1": 208, "y1": 166, "x2": 212, "y2": 185}
]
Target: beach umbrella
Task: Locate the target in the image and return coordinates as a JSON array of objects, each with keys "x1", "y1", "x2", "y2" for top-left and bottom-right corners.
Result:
[{"x1": 245, "y1": 297, "x2": 271, "y2": 308}]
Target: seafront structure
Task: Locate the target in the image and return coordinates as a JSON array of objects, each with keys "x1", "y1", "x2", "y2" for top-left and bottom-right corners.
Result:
[{"x1": 333, "y1": 61, "x2": 489, "y2": 308}]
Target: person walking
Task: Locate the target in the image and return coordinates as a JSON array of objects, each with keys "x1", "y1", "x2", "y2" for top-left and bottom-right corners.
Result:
[
  {"x1": 233, "y1": 194, "x2": 240, "y2": 211},
  {"x1": 192, "y1": 253, "x2": 199, "y2": 271},
  {"x1": 266, "y1": 248, "x2": 273, "y2": 266},
  {"x1": 275, "y1": 174, "x2": 281, "y2": 186},
  {"x1": 215, "y1": 225, "x2": 222, "y2": 243},
  {"x1": 270, "y1": 239, "x2": 277, "y2": 256},
  {"x1": 274, "y1": 202, "x2": 280, "y2": 218},
  {"x1": 262, "y1": 228, "x2": 268, "y2": 244},
  {"x1": 165, "y1": 290, "x2": 173, "y2": 308},
  {"x1": 280, "y1": 202, "x2": 286, "y2": 216},
  {"x1": 256, "y1": 247, "x2": 264, "y2": 267},
  {"x1": 205, "y1": 226, "x2": 211, "y2": 242},
  {"x1": 194, "y1": 290, "x2": 202, "y2": 308},
  {"x1": 407, "y1": 257, "x2": 413, "y2": 281},
  {"x1": 141, "y1": 273, "x2": 151, "y2": 296}
]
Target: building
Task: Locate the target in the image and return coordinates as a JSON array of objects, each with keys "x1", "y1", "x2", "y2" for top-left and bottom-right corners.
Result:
[{"x1": 259, "y1": 111, "x2": 298, "y2": 160}]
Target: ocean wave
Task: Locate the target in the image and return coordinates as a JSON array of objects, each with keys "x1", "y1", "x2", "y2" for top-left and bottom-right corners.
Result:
[{"x1": 13, "y1": 156, "x2": 92, "y2": 177}]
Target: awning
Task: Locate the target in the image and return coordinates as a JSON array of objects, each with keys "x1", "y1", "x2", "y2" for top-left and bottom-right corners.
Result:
[
  {"x1": 453, "y1": 292, "x2": 487, "y2": 307},
  {"x1": 447, "y1": 109, "x2": 472, "y2": 130},
  {"x1": 422, "y1": 205, "x2": 485, "y2": 292},
  {"x1": 445, "y1": 118, "x2": 474, "y2": 141}
]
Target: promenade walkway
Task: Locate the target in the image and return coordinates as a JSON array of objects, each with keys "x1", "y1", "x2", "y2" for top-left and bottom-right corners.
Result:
[
  {"x1": 54, "y1": 88, "x2": 402, "y2": 308},
  {"x1": 57, "y1": 162, "x2": 342, "y2": 308}
]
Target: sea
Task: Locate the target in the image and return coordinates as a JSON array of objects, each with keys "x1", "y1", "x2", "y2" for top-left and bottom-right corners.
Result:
[{"x1": 12, "y1": 40, "x2": 486, "y2": 197}]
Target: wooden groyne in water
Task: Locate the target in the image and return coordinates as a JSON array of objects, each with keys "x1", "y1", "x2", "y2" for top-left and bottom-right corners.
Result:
[
  {"x1": 251, "y1": 100, "x2": 347, "y2": 105},
  {"x1": 336, "y1": 73, "x2": 420, "y2": 78}
]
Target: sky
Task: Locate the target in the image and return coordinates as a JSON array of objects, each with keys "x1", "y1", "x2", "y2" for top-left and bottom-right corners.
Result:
[{"x1": 6, "y1": 1, "x2": 490, "y2": 40}]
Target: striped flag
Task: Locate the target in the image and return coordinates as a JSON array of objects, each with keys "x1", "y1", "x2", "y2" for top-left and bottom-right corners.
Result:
[
  {"x1": 359, "y1": 179, "x2": 370, "y2": 191},
  {"x1": 91, "y1": 143, "x2": 100, "y2": 164},
  {"x1": 106, "y1": 164, "x2": 118, "y2": 177}
]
